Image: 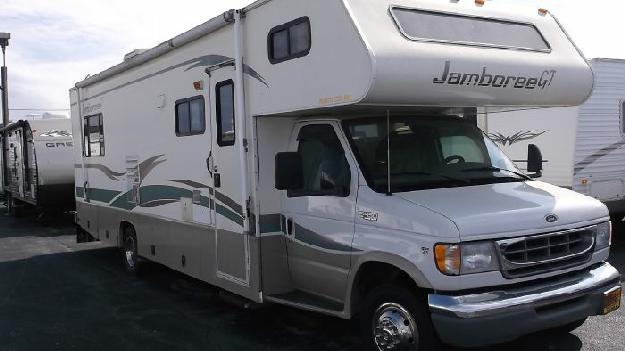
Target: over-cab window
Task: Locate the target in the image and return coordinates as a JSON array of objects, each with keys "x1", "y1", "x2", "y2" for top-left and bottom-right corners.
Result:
[
  {"x1": 216, "y1": 80, "x2": 235, "y2": 147},
  {"x1": 83, "y1": 114, "x2": 104, "y2": 157},
  {"x1": 268, "y1": 17, "x2": 311, "y2": 64},
  {"x1": 390, "y1": 7, "x2": 550, "y2": 52},
  {"x1": 288, "y1": 124, "x2": 350, "y2": 197},
  {"x1": 175, "y1": 96, "x2": 205, "y2": 136}
]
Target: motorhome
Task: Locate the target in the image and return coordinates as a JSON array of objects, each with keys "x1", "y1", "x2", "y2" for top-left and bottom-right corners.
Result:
[
  {"x1": 70, "y1": 0, "x2": 621, "y2": 349},
  {"x1": 2, "y1": 113, "x2": 75, "y2": 213},
  {"x1": 481, "y1": 58, "x2": 625, "y2": 225}
]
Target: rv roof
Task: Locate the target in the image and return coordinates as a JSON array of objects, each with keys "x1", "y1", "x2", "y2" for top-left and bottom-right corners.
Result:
[{"x1": 74, "y1": 0, "x2": 560, "y2": 90}]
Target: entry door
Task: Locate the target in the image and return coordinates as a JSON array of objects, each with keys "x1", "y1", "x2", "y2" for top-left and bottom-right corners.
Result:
[
  {"x1": 281, "y1": 122, "x2": 357, "y2": 302},
  {"x1": 208, "y1": 67, "x2": 250, "y2": 286}
]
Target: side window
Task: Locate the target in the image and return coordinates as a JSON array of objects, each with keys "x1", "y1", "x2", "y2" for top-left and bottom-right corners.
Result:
[
  {"x1": 268, "y1": 17, "x2": 311, "y2": 64},
  {"x1": 175, "y1": 96, "x2": 205, "y2": 136},
  {"x1": 288, "y1": 124, "x2": 350, "y2": 197},
  {"x1": 83, "y1": 114, "x2": 104, "y2": 157},
  {"x1": 440, "y1": 135, "x2": 485, "y2": 163},
  {"x1": 216, "y1": 80, "x2": 235, "y2": 147}
]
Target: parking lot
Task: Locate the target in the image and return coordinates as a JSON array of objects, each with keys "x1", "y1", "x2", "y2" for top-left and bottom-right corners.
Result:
[{"x1": 0, "y1": 208, "x2": 623, "y2": 351}]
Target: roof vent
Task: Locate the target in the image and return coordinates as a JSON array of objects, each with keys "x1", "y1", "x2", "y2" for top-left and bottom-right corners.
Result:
[{"x1": 124, "y1": 49, "x2": 148, "y2": 61}]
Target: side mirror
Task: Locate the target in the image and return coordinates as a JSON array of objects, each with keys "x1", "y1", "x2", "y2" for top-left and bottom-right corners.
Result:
[
  {"x1": 275, "y1": 152, "x2": 303, "y2": 190},
  {"x1": 527, "y1": 144, "x2": 543, "y2": 178}
]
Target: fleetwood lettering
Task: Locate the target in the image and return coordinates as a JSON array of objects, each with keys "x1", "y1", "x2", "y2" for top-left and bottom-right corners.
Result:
[{"x1": 433, "y1": 61, "x2": 556, "y2": 90}]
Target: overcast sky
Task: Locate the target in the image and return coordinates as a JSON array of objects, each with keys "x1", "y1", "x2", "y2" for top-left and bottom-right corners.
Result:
[{"x1": 0, "y1": 0, "x2": 623, "y2": 120}]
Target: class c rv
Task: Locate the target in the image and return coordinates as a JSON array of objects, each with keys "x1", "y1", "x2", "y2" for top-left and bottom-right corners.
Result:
[
  {"x1": 481, "y1": 58, "x2": 625, "y2": 226},
  {"x1": 70, "y1": 0, "x2": 621, "y2": 350},
  {"x1": 1, "y1": 113, "x2": 75, "y2": 214}
]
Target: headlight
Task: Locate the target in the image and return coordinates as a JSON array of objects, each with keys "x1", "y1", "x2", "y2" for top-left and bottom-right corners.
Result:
[
  {"x1": 595, "y1": 221, "x2": 612, "y2": 250},
  {"x1": 435, "y1": 242, "x2": 499, "y2": 276}
]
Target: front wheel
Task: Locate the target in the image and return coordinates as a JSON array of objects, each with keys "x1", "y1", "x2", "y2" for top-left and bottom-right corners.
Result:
[{"x1": 361, "y1": 284, "x2": 439, "y2": 351}]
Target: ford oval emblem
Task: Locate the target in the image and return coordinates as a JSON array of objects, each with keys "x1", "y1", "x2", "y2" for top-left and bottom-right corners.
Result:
[{"x1": 545, "y1": 214, "x2": 559, "y2": 223}]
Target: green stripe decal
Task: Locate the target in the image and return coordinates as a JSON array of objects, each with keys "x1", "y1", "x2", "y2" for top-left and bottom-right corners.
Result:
[
  {"x1": 79, "y1": 184, "x2": 242, "y2": 226},
  {"x1": 216, "y1": 204, "x2": 243, "y2": 226},
  {"x1": 75, "y1": 187, "x2": 85, "y2": 198},
  {"x1": 87, "y1": 188, "x2": 122, "y2": 203}
]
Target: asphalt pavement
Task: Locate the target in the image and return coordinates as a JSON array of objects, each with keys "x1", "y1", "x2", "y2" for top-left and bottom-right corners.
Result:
[{"x1": 0, "y1": 208, "x2": 623, "y2": 351}]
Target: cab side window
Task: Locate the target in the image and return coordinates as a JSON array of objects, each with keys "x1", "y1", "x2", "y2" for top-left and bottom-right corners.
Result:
[{"x1": 288, "y1": 124, "x2": 350, "y2": 197}]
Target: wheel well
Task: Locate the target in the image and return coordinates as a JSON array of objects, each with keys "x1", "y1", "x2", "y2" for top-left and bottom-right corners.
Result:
[
  {"x1": 350, "y1": 262, "x2": 421, "y2": 316},
  {"x1": 118, "y1": 221, "x2": 134, "y2": 247}
]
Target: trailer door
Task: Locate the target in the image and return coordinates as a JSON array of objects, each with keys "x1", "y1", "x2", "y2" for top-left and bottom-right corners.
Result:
[{"x1": 208, "y1": 68, "x2": 250, "y2": 286}]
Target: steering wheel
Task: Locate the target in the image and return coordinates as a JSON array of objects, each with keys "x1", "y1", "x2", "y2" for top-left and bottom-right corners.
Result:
[{"x1": 444, "y1": 155, "x2": 466, "y2": 164}]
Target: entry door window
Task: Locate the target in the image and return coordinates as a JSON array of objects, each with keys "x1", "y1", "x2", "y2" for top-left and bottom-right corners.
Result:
[
  {"x1": 289, "y1": 124, "x2": 350, "y2": 197},
  {"x1": 216, "y1": 80, "x2": 235, "y2": 146}
]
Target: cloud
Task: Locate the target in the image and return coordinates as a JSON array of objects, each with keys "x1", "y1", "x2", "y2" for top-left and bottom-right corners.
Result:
[{"x1": 0, "y1": 0, "x2": 248, "y2": 119}]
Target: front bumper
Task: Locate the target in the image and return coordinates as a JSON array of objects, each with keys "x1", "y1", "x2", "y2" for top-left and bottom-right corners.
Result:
[{"x1": 428, "y1": 263, "x2": 621, "y2": 347}]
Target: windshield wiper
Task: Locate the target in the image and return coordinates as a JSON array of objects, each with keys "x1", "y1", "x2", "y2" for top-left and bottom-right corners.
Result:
[
  {"x1": 391, "y1": 171, "x2": 473, "y2": 185},
  {"x1": 461, "y1": 166, "x2": 532, "y2": 180}
]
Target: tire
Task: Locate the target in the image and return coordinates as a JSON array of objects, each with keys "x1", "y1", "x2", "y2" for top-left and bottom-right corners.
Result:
[
  {"x1": 360, "y1": 284, "x2": 439, "y2": 351},
  {"x1": 123, "y1": 226, "x2": 142, "y2": 274},
  {"x1": 551, "y1": 318, "x2": 587, "y2": 334}
]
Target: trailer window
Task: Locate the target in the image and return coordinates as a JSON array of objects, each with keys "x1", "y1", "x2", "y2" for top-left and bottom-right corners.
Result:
[
  {"x1": 83, "y1": 114, "x2": 104, "y2": 157},
  {"x1": 390, "y1": 7, "x2": 550, "y2": 52},
  {"x1": 175, "y1": 96, "x2": 205, "y2": 136},
  {"x1": 268, "y1": 17, "x2": 311, "y2": 64},
  {"x1": 216, "y1": 80, "x2": 235, "y2": 147}
]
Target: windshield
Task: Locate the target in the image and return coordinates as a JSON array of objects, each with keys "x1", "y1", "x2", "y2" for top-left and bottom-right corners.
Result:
[{"x1": 343, "y1": 115, "x2": 523, "y2": 193}]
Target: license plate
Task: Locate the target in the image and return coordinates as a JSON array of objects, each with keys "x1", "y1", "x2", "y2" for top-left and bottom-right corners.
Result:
[{"x1": 602, "y1": 286, "x2": 622, "y2": 315}]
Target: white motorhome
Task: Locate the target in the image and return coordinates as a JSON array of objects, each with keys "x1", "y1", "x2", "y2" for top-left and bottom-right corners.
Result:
[
  {"x1": 481, "y1": 58, "x2": 625, "y2": 224},
  {"x1": 70, "y1": 1, "x2": 621, "y2": 349},
  {"x1": 1, "y1": 114, "x2": 75, "y2": 213}
]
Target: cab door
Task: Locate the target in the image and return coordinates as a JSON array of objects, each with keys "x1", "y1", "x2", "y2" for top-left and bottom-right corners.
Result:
[{"x1": 281, "y1": 122, "x2": 357, "y2": 302}]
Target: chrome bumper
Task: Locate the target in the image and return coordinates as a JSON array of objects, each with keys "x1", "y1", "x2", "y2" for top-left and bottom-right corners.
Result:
[{"x1": 429, "y1": 262, "x2": 621, "y2": 319}]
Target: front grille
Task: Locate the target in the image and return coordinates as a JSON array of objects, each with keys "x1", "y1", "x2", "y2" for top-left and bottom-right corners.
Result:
[{"x1": 497, "y1": 227, "x2": 595, "y2": 278}]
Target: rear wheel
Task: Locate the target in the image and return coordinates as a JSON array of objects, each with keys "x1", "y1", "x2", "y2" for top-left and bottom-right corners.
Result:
[
  {"x1": 123, "y1": 226, "x2": 142, "y2": 274},
  {"x1": 361, "y1": 284, "x2": 439, "y2": 351}
]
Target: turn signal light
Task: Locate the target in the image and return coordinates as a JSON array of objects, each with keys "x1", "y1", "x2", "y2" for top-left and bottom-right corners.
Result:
[
  {"x1": 538, "y1": 8, "x2": 549, "y2": 15},
  {"x1": 435, "y1": 244, "x2": 461, "y2": 276},
  {"x1": 475, "y1": 0, "x2": 486, "y2": 6}
]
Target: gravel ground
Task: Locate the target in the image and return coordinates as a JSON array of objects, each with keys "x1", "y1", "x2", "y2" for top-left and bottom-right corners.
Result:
[{"x1": 0, "y1": 208, "x2": 623, "y2": 351}]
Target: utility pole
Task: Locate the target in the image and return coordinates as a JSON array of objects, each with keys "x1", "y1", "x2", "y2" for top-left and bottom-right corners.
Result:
[{"x1": 1, "y1": 32, "x2": 11, "y2": 192}]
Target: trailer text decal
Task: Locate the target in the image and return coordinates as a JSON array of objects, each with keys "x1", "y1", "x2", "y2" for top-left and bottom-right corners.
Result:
[{"x1": 433, "y1": 61, "x2": 556, "y2": 90}]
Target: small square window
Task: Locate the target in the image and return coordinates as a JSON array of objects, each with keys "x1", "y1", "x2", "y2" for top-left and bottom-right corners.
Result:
[
  {"x1": 268, "y1": 17, "x2": 311, "y2": 64},
  {"x1": 175, "y1": 96, "x2": 205, "y2": 137}
]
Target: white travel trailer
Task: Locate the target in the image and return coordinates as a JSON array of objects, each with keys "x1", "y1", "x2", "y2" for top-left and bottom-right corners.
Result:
[
  {"x1": 71, "y1": 0, "x2": 621, "y2": 350},
  {"x1": 1, "y1": 114, "x2": 75, "y2": 212},
  {"x1": 481, "y1": 58, "x2": 625, "y2": 224}
]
